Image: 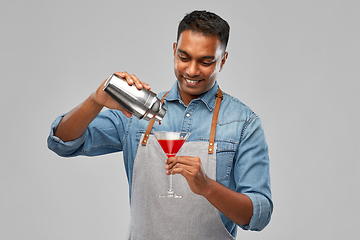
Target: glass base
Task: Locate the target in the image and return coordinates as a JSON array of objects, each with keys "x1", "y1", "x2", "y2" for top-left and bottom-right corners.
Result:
[{"x1": 158, "y1": 191, "x2": 183, "y2": 199}]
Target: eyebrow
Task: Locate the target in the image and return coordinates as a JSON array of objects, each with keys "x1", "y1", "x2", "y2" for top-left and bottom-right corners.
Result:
[{"x1": 178, "y1": 49, "x2": 215, "y2": 60}]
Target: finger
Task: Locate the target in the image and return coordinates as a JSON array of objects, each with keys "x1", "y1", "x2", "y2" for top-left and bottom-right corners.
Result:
[
  {"x1": 167, "y1": 156, "x2": 199, "y2": 169},
  {"x1": 166, "y1": 163, "x2": 195, "y2": 178},
  {"x1": 114, "y1": 71, "x2": 151, "y2": 91},
  {"x1": 115, "y1": 71, "x2": 135, "y2": 85},
  {"x1": 167, "y1": 161, "x2": 196, "y2": 174},
  {"x1": 114, "y1": 71, "x2": 131, "y2": 83},
  {"x1": 114, "y1": 72, "x2": 125, "y2": 78},
  {"x1": 142, "y1": 82, "x2": 151, "y2": 91},
  {"x1": 120, "y1": 108, "x2": 132, "y2": 118},
  {"x1": 129, "y1": 74, "x2": 144, "y2": 90}
]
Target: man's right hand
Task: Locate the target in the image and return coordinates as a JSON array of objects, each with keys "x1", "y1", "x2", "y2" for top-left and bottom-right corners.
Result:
[
  {"x1": 92, "y1": 71, "x2": 151, "y2": 117},
  {"x1": 54, "y1": 71, "x2": 150, "y2": 142}
]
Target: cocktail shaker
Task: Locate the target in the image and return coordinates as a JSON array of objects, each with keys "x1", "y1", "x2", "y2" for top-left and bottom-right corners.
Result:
[{"x1": 103, "y1": 73, "x2": 166, "y2": 122}]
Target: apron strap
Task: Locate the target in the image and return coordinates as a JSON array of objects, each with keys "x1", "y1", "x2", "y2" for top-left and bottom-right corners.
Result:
[
  {"x1": 208, "y1": 88, "x2": 223, "y2": 154},
  {"x1": 142, "y1": 91, "x2": 169, "y2": 146}
]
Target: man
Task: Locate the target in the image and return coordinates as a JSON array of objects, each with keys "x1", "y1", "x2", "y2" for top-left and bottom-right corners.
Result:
[{"x1": 48, "y1": 10, "x2": 272, "y2": 239}]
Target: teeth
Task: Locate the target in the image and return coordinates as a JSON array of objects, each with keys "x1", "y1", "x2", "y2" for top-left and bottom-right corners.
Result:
[{"x1": 185, "y1": 78, "x2": 199, "y2": 84}]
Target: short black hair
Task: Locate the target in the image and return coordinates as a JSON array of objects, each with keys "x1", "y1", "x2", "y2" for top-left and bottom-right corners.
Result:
[{"x1": 177, "y1": 10, "x2": 230, "y2": 51}]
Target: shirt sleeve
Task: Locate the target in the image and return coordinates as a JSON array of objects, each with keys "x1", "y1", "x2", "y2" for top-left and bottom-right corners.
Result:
[
  {"x1": 235, "y1": 114, "x2": 273, "y2": 231},
  {"x1": 47, "y1": 110, "x2": 129, "y2": 157}
]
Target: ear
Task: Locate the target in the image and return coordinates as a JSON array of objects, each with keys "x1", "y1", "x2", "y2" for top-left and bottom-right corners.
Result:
[
  {"x1": 220, "y1": 52, "x2": 228, "y2": 72},
  {"x1": 173, "y1": 42, "x2": 177, "y2": 56}
]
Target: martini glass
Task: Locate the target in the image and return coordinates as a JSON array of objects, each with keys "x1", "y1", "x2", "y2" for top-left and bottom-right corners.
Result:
[{"x1": 153, "y1": 131, "x2": 190, "y2": 198}]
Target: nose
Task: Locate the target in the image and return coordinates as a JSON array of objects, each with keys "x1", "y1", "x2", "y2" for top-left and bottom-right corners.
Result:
[{"x1": 186, "y1": 61, "x2": 200, "y2": 78}]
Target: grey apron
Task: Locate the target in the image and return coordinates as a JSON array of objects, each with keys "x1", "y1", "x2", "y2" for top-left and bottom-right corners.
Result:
[{"x1": 127, "y1": 88, "x2": 235, "y2": 239}]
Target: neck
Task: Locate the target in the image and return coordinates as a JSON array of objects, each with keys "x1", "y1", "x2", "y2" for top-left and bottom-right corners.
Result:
[{"x1": 179, "y1": 92, "x2": 201, "y2": 106}]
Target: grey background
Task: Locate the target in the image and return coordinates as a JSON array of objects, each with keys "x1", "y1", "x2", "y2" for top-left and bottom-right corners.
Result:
[{"x1": 1, "y1": 0, "x2": 359, "y2": 239}]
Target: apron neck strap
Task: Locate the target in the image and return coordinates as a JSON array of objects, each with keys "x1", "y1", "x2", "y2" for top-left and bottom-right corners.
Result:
[
  {"x1": 208, "y1": 87, "x2": 223, "y2": 154},
  {"x1": 141, "y1": 87, "x2": 223, "y2": 154},
  {"x1": 142, "y1": 91, "x2": 169, "y2": 146}
]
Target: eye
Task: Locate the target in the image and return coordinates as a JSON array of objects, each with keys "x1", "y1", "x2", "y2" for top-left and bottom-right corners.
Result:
[
  {"x1": 178, "y1": 55, "x2": 190, "y2": 62},
  {"x1": 200, "y1": 59, "x2": 216, "y2": 66},
  {"x1": 200, "y1": 61, "x2": 213, "y2": 66}
]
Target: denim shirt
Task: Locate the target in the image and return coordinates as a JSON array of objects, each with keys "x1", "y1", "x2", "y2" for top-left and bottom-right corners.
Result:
[{"x1": 47, "y1": 81, "x2": 273, "y2": 236}]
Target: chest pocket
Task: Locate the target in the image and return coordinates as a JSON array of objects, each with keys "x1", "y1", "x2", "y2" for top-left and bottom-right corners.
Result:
[
  {"x1": 135, "y1": 130, "x2": 146, "y2": 142},
  {"x1": 215, "y1": 141, "x2": 237, "y2": 181}
]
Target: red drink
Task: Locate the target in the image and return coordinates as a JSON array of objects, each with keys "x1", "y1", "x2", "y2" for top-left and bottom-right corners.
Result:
[
  {"x1": 157, "y1": 139, "x2": 186, "y2": 157},
  {"x1": 153, "y1": 131, "x2": 190, "y2": 198}
]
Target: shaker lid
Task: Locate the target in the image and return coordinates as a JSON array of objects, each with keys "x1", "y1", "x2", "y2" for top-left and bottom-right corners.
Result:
[{"x1": 153, "y1": 107, "x2": 166, "y2": 122}]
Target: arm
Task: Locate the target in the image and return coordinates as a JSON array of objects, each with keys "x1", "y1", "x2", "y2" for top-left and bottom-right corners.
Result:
[
  {"x1": 204, "y1": 180, "x2": 253, "y2": 226},
  {"x1": 166, "y1": 116, "x2": 272, "y2": 230},
  {"x1": 54, "y1": 72, "x2": 150, "y2": 142},
  {"x1": 166, "y1": 157, "x2": 252, "y2": 225}
]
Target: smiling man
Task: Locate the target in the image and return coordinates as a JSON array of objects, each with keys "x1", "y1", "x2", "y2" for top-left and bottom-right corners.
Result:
[
  {"x1": 174, "y1": 29, "x2": 228, "y2": 104},
  {"x1": 48, "y1": 10, "x2": 273, "y2": 239}
]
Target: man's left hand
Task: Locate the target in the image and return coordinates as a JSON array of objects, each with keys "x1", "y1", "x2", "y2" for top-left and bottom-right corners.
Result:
[{"x1": 165, "y1": 156, "x2": 211, "y2": 196}]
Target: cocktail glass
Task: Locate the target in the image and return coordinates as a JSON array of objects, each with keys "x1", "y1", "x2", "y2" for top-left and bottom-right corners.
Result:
[{"x1": 153, "y1": 131, "x2": 190, "y2": 198}]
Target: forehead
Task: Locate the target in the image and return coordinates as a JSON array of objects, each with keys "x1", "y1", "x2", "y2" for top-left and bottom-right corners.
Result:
[{"x1": 177, "y1": 30, "x2": 222, "y2": 56}]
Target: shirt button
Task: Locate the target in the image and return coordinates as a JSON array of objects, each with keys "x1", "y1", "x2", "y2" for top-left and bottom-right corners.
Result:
[{"x1": 186, "y1": 113, "x2": 190, "y2": 117}]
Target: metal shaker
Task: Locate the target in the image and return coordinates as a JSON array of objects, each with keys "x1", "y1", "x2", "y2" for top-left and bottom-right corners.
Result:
[{"x1": 103, "y1": 73, "x2": 166, "y2": 122}]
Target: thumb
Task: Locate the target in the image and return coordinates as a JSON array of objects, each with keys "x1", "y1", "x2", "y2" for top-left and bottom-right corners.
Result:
[{"x1": 119, "y1": 107, "x2": 132, "y2": 118}]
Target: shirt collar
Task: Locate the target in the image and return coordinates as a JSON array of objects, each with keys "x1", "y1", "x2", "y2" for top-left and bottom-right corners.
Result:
[{"x1": 164, "y1": 80, "x2": 219, "y2": 112}]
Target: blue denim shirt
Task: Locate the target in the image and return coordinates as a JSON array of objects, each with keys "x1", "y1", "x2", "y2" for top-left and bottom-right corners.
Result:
[{"x1": 48, "y1": 81, "x2": 273, "y2": 236}]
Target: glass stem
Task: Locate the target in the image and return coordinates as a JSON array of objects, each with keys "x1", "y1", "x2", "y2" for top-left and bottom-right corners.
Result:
[{"x1": 169, "y1": 174, "x2": 173, "y2": 194}]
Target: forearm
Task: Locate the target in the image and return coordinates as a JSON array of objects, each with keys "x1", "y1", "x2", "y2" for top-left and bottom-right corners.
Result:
[
  {"x1": 53, "y1": 72, "x2": 151, "y2": 142},
  {"x1": 54, "y1": 93, "x2": 103, "y2": 142},
  {"x1": 203, "y1": 179, "x2": 253, "y2": 226}
]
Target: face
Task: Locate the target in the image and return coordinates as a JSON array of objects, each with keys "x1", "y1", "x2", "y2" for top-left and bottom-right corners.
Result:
[{"x1": 173, "y1": 30, "x2": 228, "y2": 105}]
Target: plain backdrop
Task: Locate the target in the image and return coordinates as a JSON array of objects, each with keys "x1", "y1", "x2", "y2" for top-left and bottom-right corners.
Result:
[{"x1": 1, "y1": 0, "x2": 359, "y2": 239}]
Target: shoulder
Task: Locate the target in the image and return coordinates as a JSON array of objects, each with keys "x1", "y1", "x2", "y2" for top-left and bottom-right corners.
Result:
[
  {"x1": 219, "y1": 92, "x2": 257, "y2": 124},
  {"x1": 157, "y1": 90, "x2": 170, "y2": 99}
]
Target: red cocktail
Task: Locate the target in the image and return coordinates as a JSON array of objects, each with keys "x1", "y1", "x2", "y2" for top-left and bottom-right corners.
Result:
[
  {"x1": 153, "y1": 131, "x2": 190, "y2": 198},
  {"x1": 157, "y1": 139, "x2": 187, "y2": 158}
]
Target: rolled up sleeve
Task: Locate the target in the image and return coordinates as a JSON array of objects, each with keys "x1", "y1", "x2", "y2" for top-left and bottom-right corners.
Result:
[
  {"x1": 47, "y1": 110, "x2": 127, "y2": 157},
  {"x1": 241, "y1": 193, "x2": 273, "y2": 231},
  {"x1": 47, "y1": 114, "x2": 86, "y2": 157},
  {"x1": 235, "y1": 114, "x2": 273, "y2": 231}
]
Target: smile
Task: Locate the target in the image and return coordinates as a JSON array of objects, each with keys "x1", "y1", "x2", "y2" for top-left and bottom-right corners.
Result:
[{"x1": 185, "y1": 78, "x2": 202, "y2": 84}]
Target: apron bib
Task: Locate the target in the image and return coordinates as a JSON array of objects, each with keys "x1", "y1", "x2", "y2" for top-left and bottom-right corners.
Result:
[
  {"x1": 127, "y1": 88, "x2": 235, "y2": 239},
  {"x1": 127, "y1": 136, "x2": 234, "y2": 239}
]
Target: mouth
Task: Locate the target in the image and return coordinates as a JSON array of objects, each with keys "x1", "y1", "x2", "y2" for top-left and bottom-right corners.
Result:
[{"x1": 184, "y1": 77, "x2": 202, "y2": 84}]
